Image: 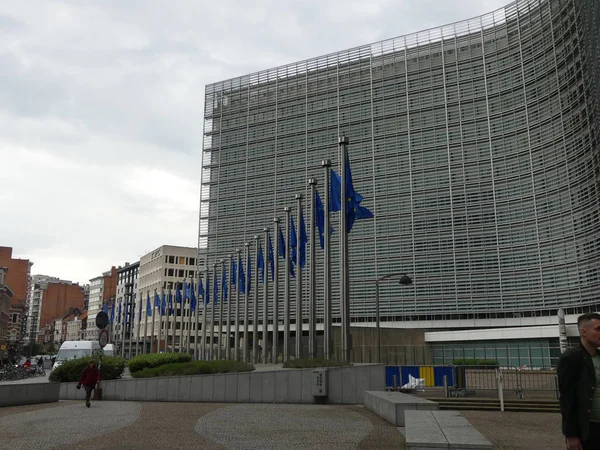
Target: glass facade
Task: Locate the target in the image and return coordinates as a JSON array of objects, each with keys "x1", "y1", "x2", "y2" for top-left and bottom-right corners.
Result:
[{"x1": 200, "y1": 0, "x2": 600, "y2": 324}]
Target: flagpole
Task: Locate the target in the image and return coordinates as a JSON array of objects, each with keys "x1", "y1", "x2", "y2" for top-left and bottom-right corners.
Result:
[
  {"x1": 262, "y1": 227, "x2": 269, "y2": 364},
  {"x1": 283, "y1": 206, "x2": 291, "y2": 363},
  {"x1": 201, "y1": 270, "x2": 208, "y2": 360},
  {"x1": 194, "y1": 276, "x2": 201, "y2": 360},
  {"x1": 218, "y1": 260, "x2": 225, "y2": 360},
  {"x1": 253, "y1": 235, "x2": 259, "y2": 363},
  {"x1": 308, "y1": 179, "x2": 317, "y2": 359},
  {"x1": 295, "y1": 195, "x2": 304, "y2": 359},
  {"x1": 158, "y1": 289, "x2": 164, "y2": 354},
  {"x1": 143, "y1": 293, "x2": 149, "y2": 354},
  {"x1": 321, "y1": 159, "x2": 333, "y2": 360},
  {"x1": 226, "y1": 254, "x2": 233, "y2": 360},
  {"x1": 150, "y1": 291, "x2": 156, "y2": 353},
  {"x1": 243, "y1": 242, "x2": 250, "y2": 363},
  {"x1": 234, "y1": 249, "x2": 241, "y2": 361},
  {"x1": 120, "y1": 301, "x2": 125, "y2": 358},
  {"x1": 186, "y1": 282, "x2": 192, "y2": 355},
  {"x1": 210, "y1": 263, "x2": 217, "y2": 360},
  {"x1": 272, "y1": 219, "x2": 280, "y2": 364},
  {"x1": 127, "y1": 297, "x2": 134, "y2": 358},
  {"x1": 339, "y1": 136, "x2": 351, "y2": 363},
  {"x1": 178, "y1": 282, "x2": 185, "y2": 353},
  {"x1": 170, "y1": 288, "x2": 176, "y2": 353}
]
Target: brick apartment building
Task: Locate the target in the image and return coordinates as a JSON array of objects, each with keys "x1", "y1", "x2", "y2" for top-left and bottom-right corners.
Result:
[
  {"x1": 38, "y1": 283, "x2": 85, "y2": 334},
  {"x1": 0, "y1": 247, "x2": 32, "y2": 355}
]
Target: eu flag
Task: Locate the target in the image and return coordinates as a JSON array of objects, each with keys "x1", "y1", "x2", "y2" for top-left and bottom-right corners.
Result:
[
  {"x1": 191, "y1": 283, "x2": 197, "y2": 312},
  {"x1": 300, "y1": 211, "x2": 307, "y2": 268},
  {"x1": 278, "y1": 227, "x2": 285, "y2": 259},
  {"x1": 232, "y1": 259, "x2": 237, "y2": 286},
  {"x1": 214, "y1": 269, "x2": 219, "y2": 305},
  {"x1": 161, "y1": 290, "x2": 167, "y2": 316},
  {"x1": 247, "y1": 251, "x2": 252, "y2": 295},
  {"x1": 199, "y1": 279, "x2": 205, "y2": 305},
  {"x1": 110, "y1": 303, "x2": 115, "y2": 324},
  {"x1": 268, "y1": 235, "x2": 275, "y2": 281},
  {"x1": 146, "y1": 293, "x2": 152, "y2": 317},
  {"x1": 117, "y1": 302, "x2": 122, "y2": 324},
  {"x1": 258, "y1": 242, "x2": 265, "y2": 283},
  {"x1": 315, "y1": 190, "x2": 326, "y2": 249},
  {"x1": 206, "y1": 274, "x2": 210, "y2": 305},
  {"x1": 184, "y1": 282, "x2": 191, "y2": 301},
  {"x1": 103, "y1": 302, "x2": 109, "y2": 314},
  {"x1": 222, "y1": 268, "x2": 228, "y2": 302},
  {"x1": 238, "y1": 254, "x2": 246, "y2": 293},
  {"x1": 290, "y1": 215, "x2": 298, "y2": 265},
  {"x1": 168, "y1": 290, "x2": 174, "y2": 315},
  {"x1": 154, "y1": 291, "x2": 160, "y2": 310},
  {"x1": 176, "y1": 285, "x2": 183, "y2": 304}
]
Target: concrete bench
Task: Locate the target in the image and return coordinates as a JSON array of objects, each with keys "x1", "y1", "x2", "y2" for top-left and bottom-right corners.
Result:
[
  {"x1": 405, "y1": 410, "x2": 492, "y2": 450},
  {"x1": 364, "y1": 391, "x2": 438, "y2": 426},
  {"x1": 0, "y1": 382, "x2": 60, "y2": 407}
]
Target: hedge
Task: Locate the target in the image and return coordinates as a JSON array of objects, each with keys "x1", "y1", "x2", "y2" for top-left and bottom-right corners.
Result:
[
  {"x1": 452, "y1": 359, "x2": 499, "y2": 366},
  {"x1": 49, "y1": 356, "x2": 125, "y2": 383},
  {"x1": 282, "y1": 358, "x2": 350, "y2": 369},
  {"x1": 127, "y1": 353, "x2": 192, "y2": 373},
  {"x1": 131, "y1": 360, "x2": 255, "y2": 378}
]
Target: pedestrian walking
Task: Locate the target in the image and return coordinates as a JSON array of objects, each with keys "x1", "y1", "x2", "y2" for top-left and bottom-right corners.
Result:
[
  {"x1": 77, "y1": 361, "x2": 100, "y2": 408},
  {"x1": 558, "y1": 312, "x2": 600, "y2": 449}
]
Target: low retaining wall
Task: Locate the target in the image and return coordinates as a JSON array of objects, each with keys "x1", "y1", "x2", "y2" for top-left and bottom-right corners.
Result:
[
  {"x1": 60, "y1": 365, "x2": 384, "y2": 404},
  {"x1": 0, "y1": 382, "x2": 60, "y2": 407}
]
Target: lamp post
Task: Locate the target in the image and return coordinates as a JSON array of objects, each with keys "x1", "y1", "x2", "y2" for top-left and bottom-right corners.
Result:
[{"x1": 375, "y1": 273, "x2": 413, "y2": 364}]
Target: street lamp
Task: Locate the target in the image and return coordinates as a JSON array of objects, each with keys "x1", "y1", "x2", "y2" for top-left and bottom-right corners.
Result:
[{"x1": 375, "y1": 273, "x2": 413, "y2": 364}]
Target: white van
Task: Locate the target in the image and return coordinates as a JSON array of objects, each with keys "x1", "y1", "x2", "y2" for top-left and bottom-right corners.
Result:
[
  {"x1": 103, "y1": 344, "x2": 115, "y2": 357},
  {"x1": 52, "y1": 341, "x2": 101, "y2": 371}
]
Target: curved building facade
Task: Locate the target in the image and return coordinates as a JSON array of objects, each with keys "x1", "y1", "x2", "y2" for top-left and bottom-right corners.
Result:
[{"x1": 200, "y1": 0, "x2": 600, "y2": 326}]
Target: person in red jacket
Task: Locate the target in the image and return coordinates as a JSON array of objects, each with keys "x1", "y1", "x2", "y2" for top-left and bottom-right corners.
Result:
[{"x1": 77, "y1": 361, "x2": 100, "y2": 408}]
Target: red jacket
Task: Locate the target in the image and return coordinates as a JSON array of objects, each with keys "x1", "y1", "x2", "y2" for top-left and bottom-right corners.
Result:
[{"x1": 79, "y1": 367, "x2": 100, "y2": 387}]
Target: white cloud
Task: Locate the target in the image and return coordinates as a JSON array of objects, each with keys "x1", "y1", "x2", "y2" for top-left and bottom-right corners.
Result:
[{"x1": 0, "y1": 0, "x2": 509, "y2": 283}]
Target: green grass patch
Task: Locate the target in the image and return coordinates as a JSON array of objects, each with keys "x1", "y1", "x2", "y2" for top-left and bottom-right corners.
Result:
[
  {"x1": 282, "y1": 358, "x2": 350, "y2": 369},
  {"x1": 131, "y1": 360, "x2": 255, "y2": 378},
  {"x1": 127, "y1": 353, "x2": 192, "y2": 373},
  {"x1": 49, "y1": 356, "x2": 125, "y2": 383}
]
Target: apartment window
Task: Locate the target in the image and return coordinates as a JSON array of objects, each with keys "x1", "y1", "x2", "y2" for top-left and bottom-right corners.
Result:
[
  {"x1": 168, "y1": 256, "x2": 175, "y2": 264},
  {"x1": 189, "y1": 258, "x2": 196, "y2": 266},
  {"x1": 12, "y1": 314, "x2": 18, "y2": 323},
  {"x1": 179, "y1": 256, "x2": 186, "y2": 265},
  {"x1": 167, "y1": 269, "x2": 174, "y2": 277},
  {"x1": 179, "y1": 269, "x2": 185, "y2": 278}
]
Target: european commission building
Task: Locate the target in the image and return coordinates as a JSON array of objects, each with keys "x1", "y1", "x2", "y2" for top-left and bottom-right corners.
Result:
[{"x1": 200, "y1": 0, "x2": 599, "y2": 364}]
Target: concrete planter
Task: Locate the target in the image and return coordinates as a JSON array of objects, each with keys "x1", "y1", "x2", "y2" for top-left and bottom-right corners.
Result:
[
  {"x1": 1, "y1": 382, "x2": 60, "y2": 407},
  {"x1": 59, "y1": 364, "x2": 384, "y2": 404}
]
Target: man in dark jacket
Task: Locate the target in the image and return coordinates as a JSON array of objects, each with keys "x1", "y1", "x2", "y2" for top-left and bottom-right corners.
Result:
[
  {"x1": 77, "y1": 361, "x2": 100, "y2": 408},
  {"x1": 558, "y1": 312, "x2": 600, "y2": 449}
]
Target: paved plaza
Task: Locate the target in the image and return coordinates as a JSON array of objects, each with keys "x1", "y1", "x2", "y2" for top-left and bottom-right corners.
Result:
[{"x1": 0, "y1": 399, "x2": 565, "y2": 449}]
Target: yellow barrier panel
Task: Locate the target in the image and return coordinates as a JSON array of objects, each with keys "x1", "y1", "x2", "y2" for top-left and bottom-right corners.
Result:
[{"x1": 419, "y1": 366, "x2": 435, "y2": 387}]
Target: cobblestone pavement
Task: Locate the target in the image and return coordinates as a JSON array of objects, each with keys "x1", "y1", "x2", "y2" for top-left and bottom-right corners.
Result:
[
  {"x1": 461, "y1": 410, "x2": 564, "y2": 449},
  {"x1": 0, "y1": 401, "x2": 564, "y2": 449},
  {"x1": 0, "y1": 401, "x2": 141, "y2": 450},
  {"x1": 195, "y1": 404, "x2": 374, "y2": 449}
]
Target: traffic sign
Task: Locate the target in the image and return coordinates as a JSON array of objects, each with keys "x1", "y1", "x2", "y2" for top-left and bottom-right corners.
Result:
[
  {"x1": 96, "y1": 311, "x2": 109, "y2": 330},
  {"x1": 99, "y1": 329, "x2": 109, "y2": 348}
]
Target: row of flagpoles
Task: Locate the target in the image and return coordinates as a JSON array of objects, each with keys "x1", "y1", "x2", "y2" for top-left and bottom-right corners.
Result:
[{"x1": 103, "y1": 137, "x2": 373, "y2": 363}]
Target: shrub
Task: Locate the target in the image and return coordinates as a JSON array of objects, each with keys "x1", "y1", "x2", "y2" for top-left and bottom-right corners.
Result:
[
  {"x1": 131, "y1": 360, "x2": 255, "y2": 378},
  {"x1": 282, "y1": 358, "x2": 350, "y2": 369},
  {"x1": 49, "y1": 356, "x2": 125, "y2": 383},
  {"x1": 127, "y1": 353, "x2": 192, "y2": 373},
  {"x1": 452, "y1": 359, "x2": 499, "y2": 367}
]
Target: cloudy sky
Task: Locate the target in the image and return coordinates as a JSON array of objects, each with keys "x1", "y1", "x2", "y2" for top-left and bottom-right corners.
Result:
[{"x1": 0, "y1": 0, "x2": 508, "y2": 284}]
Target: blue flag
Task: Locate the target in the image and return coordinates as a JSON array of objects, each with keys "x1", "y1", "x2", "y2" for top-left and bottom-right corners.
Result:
[
  {"x1": 300, "y1": 211, "x2": 307, "y2": 268},
  {"x1": 103, "y1": 302, "x2": 108, "y2": 314},
  {"x1": 154, "y1": 291, "x2": 160, "y2": 309},
  {"x1": 290, "y1": 215, "x2": 298, "y2": 265},
  {"x1": 184, "y1": 282, "x2": 191, "y2": 301},
  {"x1": 117, "y1": 302, "x2": 122, "y2": 324},
  {"x1": 239, "y1": 254, "x2": 246, "y2": 294},
  {"x1": 110, "y1": 303, "x2": 115, "y2": 324},
  {"x1": 160, "y1": 290, "x2": 167, "y2": 316},
  {"x1": 247, "y1": 251, "x2": 252, "y2": 295},
  {"x1": 206, "y1": 273, "x2": 211, "y2": 305},
  {"x1": 191, "y1": 283, "x2": 197, "y2": 313},
  {"x1": 168, "y1": 290, "x2": 174, "y2": 315},
  {"x1": 199, "y1": 278, "x2": 205, "y2": 305},
  {"x1": 268, "y1": 235, "x2": 275, "y2": 281},
  {"x1": 278, "y1": 227, "x2": 285, "y2": 259},
  {"x1": 222, "y1": 268, "x2": 228, "y2": 302},
  {"x1": 176, "y1": 285, "x2": 183, "y2": 304},
  {"x1": 258, "y1": 242, "x2": 265, "y2": 283},
  {"x1": 146, "y1": 292, "x2": 152, "y2": 317},
  {"x1": 315, "y1": 190, "x2": 327, "y2": 249},
  {"x1": 232, "y1": 259, "x2": 237, "y2": 286},
  {"x1": 213, "y1": 269, "x2": 219, "y2": 305}
]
